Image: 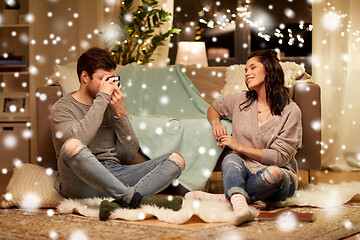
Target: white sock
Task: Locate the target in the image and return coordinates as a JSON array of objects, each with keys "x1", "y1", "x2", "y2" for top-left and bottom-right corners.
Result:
[
  {"x1": 184, "y1": 191, "x2": 228, "y2": 203},
  {"x1": 230, "y1": 194, "x2": 255, "y2": 226}
]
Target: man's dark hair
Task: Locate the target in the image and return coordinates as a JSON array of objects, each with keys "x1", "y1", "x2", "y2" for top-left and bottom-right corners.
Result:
[{"x1": 77, "y1": 47, "x2": 117, "y2": 82}]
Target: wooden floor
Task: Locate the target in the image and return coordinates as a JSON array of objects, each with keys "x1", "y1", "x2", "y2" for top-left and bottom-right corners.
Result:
[{"x1": 1, "y1": 169, "x2": 360, "y2": 239}]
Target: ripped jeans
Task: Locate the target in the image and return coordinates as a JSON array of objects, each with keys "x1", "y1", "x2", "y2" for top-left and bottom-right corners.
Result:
[
  {"x1": 54, "y1": 140, "x2": 182, "y2": 205},
  {"x1": 222, "y1": 154, "x2": 295, "y2": 203}
]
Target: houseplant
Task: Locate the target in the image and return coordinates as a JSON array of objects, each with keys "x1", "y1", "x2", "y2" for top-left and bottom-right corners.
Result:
[{"x1": 102, "y1": 0, "x2": 181, "y2": 65}]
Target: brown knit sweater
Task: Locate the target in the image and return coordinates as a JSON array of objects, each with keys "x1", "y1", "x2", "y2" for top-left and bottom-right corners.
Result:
[{"x1": 212, "y1": 92, "x2": 302, "y2": 189}]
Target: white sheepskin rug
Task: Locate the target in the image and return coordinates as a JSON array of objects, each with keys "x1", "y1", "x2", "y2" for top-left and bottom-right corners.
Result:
[
  {"x1": 57, "y1": 182, "x2": 360, "y2": 224},
  {"x1": 274, "y1": 181, "x2": 360, "y2": 208},
  {"x1": 58, "y1": 197, "x2": 240, "y2": 224}
]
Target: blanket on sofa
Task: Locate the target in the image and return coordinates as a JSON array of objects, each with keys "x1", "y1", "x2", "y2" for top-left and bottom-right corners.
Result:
[{"x1": 118, "y1": 63, "x2": 231, "y2": 191}]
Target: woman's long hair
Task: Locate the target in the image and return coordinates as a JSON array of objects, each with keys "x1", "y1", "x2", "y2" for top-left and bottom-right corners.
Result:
[{"x1": 240, "y1": 49, "x2": 290, "y2": 116}]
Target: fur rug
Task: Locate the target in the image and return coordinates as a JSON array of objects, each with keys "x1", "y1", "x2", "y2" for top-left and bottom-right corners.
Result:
[
  {"x1": 275, "y1": 181, "x2": 360, "y2": 208},
  {"x1": 58, "y1": 182, "x2": 360, "y2": 224},
  {"x1": 58, "y1": 197, "x2": 241, "y2": 224}
]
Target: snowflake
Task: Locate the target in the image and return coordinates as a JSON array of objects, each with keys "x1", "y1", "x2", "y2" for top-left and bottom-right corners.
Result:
[
  {"x1": 47, "y1": 209, "x2": 55, "y2": 216},
  {"x1": 46, "y1": 168, "x2": 54, "y2": 176},
  {"x1": 5, "y1": 193, "x2": 12, "y2": 201},
  {"x1": 137, "y1": 212, "x2": 145, "y2": 220},
  {"x1": 55, "y1": 131, "x2": 63, "y2": 139},
  {"x1": 69, "y1": 229, "x2": 88, "y2": 240},
  {"x1": 172, "y1": 179, "x2": 179, "y2": 187},
  {"x1": 311, "y1": 120, "x2": 321, "y2": 131},
  {"x1": 21, "y1": 192, "x2": 41, "y2": 209},
  {"x1": 22, "y1": 129, "x2": 32, "y2": 139},
  {"x1": 39, "y1": 93, "x2": 47, "y2": 101},
  {"x1": 3, "y1": 134, "x2": 17, "y2": 149},
  {"x1": 344, "y1": 220, "x2": 352, "y2": 229},
  {"x1": 155, "y1": 127, "x2": 163, "y2": 135},
  {"x1": 49, "y1": 230, "x2": 58, "y2": 239},
  {"x1": 192, "y1": 200, "x2": 200, "y2": 209},
  {"x1": 202, "y1": 168, "x2": 212, "y2": 178},
  {"x1": 209, "y1": 148, "x2": 217, "y2": 156},
  {"x1": 276, "y1": 211, "x2": 297, "y2": 232},
  {"x1": 198, "y1": 146, "x2": 206, "y2": 154},
  {"x1": 160, "y1": 96, "x2": 169, "y2": 105}
]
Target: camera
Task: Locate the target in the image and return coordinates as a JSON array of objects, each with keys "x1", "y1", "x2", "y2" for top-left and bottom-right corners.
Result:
[{"x1": 107, "y1": 75, "x2": 121, "y2": 88}]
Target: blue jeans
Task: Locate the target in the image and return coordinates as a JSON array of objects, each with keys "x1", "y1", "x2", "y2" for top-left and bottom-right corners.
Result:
[
  {"x1": 54, "y1": 141, "x2": 182, "y2": 205},
  {"x1": 222, "y1": 154, "x2": 295, "y2": 203}
]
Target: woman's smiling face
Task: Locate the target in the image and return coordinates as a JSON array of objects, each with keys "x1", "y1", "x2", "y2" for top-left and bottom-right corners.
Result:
[{"x1": 245, "y1": 57, "x2": 267, "y2": 91}]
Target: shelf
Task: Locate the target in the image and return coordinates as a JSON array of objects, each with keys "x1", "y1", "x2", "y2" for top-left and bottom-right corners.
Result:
[
  {"x1": 0, "y1": 0, "x2": 34, "y2": 164},
  {"x1": 0, "y1": 71, "x2": 30, "y2": 75},
  {"x1": 0, "y1": 24, "x2": 30, "y2": 28},
  {"x1": 0, "y1": 116, "x2": 30, "y2": 122}
]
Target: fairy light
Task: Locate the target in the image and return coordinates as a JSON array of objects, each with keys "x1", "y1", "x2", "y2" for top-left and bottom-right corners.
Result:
[
  {"x1": 323, "y1": 1, "x2": 359, "y2": 49},
  {"x1": 196, "y1": 0, "x2": 312, "y2": 46}
]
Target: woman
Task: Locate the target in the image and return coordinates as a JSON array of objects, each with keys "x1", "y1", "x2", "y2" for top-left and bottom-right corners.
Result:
[{"x1": 187, "y1": 49, "x2": 302, "y2": 226}]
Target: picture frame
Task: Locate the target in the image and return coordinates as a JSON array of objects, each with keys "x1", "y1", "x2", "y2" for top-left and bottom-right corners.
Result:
[{"x1": 0, "y1": 92, "x2": 29, "y2": 119}]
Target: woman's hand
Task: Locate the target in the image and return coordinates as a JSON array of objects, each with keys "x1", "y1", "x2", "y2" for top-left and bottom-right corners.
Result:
[
  {"x1": 212, "y1": 122, "x2": 227, "y2": 142},
  {"x1": 218, "y1": 135, "x2": 239, "y2": 150},
  {"x1": 219, "y1": 135, "x2": 264, "y2": 162}
]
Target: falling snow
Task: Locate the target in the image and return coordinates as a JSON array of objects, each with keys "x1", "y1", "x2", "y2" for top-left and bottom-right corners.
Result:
[
  {"x1": 276, "y1": 211, "x2": 298, "y2": 232},
  {"x1": 69, "y1": 229, "x2": 89, "y2": 240},
  {"x1": 20, "y1": 192, "x2": 41, "y2": 209},
  {"x1": 0, "y1": 3, "x2": 359, "y2": 238},
  {"x1": 49, "y1": 230, "x2": 59, "y2": 239}
]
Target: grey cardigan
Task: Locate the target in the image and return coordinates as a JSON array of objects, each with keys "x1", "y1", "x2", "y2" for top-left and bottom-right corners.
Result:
[{"x1": 212, "y1": 92, "x2": 302, "y2": 189}]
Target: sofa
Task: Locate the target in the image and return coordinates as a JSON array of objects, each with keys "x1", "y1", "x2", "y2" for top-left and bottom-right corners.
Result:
[{"x1": 35, "y1": 63, "x2": 321, "y2": 189}]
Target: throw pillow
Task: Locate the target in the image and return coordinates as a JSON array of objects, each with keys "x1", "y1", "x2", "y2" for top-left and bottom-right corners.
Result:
[
  {"x1": 56, "y1": 62, "x2": 79, "y2": 94},
  {"x1": 221, "y1": 61, "x2": 308, "y2": 96},
  {"x1": 0, "y1": 164, "x2": 64, "y2": 209}
]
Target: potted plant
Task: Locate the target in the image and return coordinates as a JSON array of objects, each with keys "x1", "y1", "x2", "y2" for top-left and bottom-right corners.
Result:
[
  {"x1": 102, "y1": 0, "x2": 181, "y2": 65},
  {"x1": 2, "y1": 0, "x2": 20, "y2": 24}
]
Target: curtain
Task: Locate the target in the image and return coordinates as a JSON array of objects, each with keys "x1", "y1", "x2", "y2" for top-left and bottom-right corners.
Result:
[{"x1": 312, "y1": 0, "x2": 360, "y2": 171}]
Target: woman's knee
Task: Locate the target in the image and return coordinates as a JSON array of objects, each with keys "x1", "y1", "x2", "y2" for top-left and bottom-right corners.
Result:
[
  {"x1": 222, "y1": 154, "x2": 243, "y2": 169},
  {"x1": 263, "y1": 166, "x2": 282, "y2": 184},
  {"x1": 169, "y1": 153, "x2": 186, "y2": 171},
  {"x1": 64, "y1": 138, "x2": 85, "y2": 156}
]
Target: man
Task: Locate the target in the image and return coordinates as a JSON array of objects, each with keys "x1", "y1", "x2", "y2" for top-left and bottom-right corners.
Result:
[{"x1": 50, "y1": 47, "x2": 185, "y2": 220}]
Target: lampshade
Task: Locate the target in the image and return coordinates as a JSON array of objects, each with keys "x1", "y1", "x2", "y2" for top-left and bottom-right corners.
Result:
[{"x1": 175, "y1": 41, "x2": 208, "y2": 67}]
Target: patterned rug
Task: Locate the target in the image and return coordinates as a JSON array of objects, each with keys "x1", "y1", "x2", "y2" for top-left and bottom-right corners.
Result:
[{"x1": 1, "y1": 205, "x2": 360, "y2": 240}]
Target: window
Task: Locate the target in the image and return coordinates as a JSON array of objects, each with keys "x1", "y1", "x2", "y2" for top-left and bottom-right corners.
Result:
[{"x1": 170, "y1": 0, "x2": 312, "y2": 73}]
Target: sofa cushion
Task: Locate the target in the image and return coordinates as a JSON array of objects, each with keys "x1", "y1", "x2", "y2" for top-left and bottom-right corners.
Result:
[
  {"x1": 56, "y1": 62, "x2": 79, "y2": 94},
  {"x1": 180, "y1": 64, "x2": 227, "y2": 104},
  {"x1": 0, "y1": 164, "x2": 64, "y2": 208}
]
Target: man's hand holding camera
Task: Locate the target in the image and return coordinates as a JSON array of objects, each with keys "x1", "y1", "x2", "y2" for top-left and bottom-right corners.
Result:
[
  {"x1": 100, "y1": 75, "x2": 126, "y2": 117},
  {"x1": 99, "y1": 74, "x2": 117, "y2": 96},
  {"x1": 110, "y1": 86, "x2": 126, "y2": 117}
]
